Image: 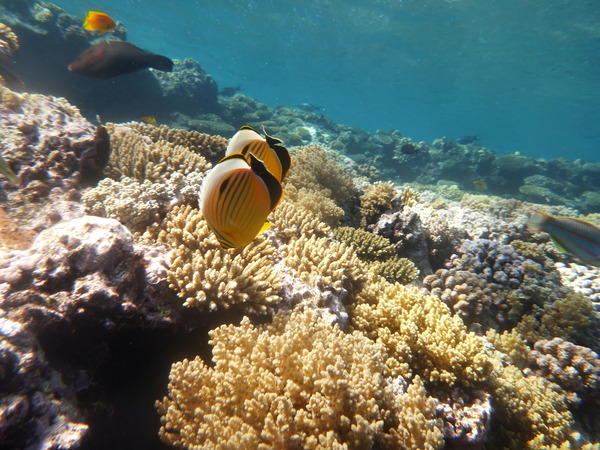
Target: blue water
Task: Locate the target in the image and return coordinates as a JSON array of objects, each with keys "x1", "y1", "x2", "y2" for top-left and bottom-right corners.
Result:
[{"x1": 52, "y1": 0, "x2": 600, "y2": 162}]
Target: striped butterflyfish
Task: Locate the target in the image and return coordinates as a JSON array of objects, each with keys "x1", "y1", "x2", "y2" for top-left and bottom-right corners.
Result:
[
  {"x1": 226, "y1": 126, "x2": 291, "y2": 183},
  {"x1": 201, "y1": 153, "x2": 282, "y2": 249},
  {"x1": 527, "y1": 209, "x2": 600, "y2": 267}
]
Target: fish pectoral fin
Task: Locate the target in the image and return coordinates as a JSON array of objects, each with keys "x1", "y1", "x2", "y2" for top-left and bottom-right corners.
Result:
[
  {"x1": 550, "y1": 237, "x2": 568, "y2": 253},
  {"x1": 259, "y1": 222, "x2": 272, "y2": 234}
]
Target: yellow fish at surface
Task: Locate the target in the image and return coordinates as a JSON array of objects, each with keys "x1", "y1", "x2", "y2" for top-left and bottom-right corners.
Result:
[
  {"x1": 83, "y1": 11, "x2": 117, "y2": 34},
  {"x1": 227, "y1": 126, "x2": 291, "y2": 183},
  {"x1": 200, "y1": 153, "x2": 282, "y2": 249}
]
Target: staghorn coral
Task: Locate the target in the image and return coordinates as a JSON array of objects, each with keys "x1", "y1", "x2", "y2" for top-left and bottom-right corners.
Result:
[
  {"x1": 156, "y1": 309, "x2": 444, "y2": 449},
  {"x1": 116, "y1": 121, "x2": 228, "y2": 163},
  {"x1": 360, "y1": 181, "x2": 396, "y2": 222},
  {"x1": 286, "y1": 144, "x2": 358, "y2": 208},
  {"x1": 350, "y1": 273, "x2": 497, "y2": 386},
  {"x1": 283, "y1": 234, "x2": 365, "y2": 292},
  {"x1": 104, "y1": 123, "x2": 211, "y2": 183},
  {"x1": 148, "y1": 204, "x2": 282, "y2": 313},
  {"x1": 528, "y1": 338, "x2": 600, "y2": 405}
]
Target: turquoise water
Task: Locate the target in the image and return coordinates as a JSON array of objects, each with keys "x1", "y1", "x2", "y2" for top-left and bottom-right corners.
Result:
[{"x1": 50, "y1": 1, "x2": 600, "y2": 161}]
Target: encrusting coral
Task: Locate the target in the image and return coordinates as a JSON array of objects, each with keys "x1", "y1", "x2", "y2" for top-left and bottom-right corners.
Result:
[
  {"x1": 146, "y1": 204, "x2": 282, "y2": 313},
  {"x1": 156, "y1": 309, "x2": 444, "y2": 449}
]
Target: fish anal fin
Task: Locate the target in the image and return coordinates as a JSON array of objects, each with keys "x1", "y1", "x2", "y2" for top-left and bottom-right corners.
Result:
[{"x1": 259, "y1": 222, "x2": 272, "y2": 234}]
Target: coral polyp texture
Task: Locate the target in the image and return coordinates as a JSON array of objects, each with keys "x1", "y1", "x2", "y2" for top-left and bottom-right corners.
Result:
[
  {"x1": 0, "y1": 22, "x2": 18, "y2": 62},
  {"x1": 156, "y1": 309, "x2": 444, "y2": 449}
]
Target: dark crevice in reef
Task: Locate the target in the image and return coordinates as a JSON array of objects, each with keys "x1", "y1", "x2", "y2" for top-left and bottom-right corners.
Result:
[{"x1": 33, "y1": 309, "x2": 245, "y2": 449}]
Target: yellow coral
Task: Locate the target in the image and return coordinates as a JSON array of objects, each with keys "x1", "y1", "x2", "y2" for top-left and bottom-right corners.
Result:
[
  {"x1": 156, "y1": 309, "x2": 444, "y2": 449},
  {"x1": 333, "y1": 226, "x2": 395, "y2": 261},
  {"x1": 286, "y1": 144, "x2": 358, "y2": 207},
  {"x1": 485, "y1": 329, "x2": 530, "y2": 368},
  {"x1": 284, "y1": 185, "x2": 345, "y2": 226},
  {"x1": 283, "y1": 234, "x2": 366, "y2": 291},
  {"x1": 268, "y1": 199, "x2": 331, "y2": 243},
  {"x1": 105, "y1": 124, "x2": 211, "y2": 182},
  {"x1": 120, "y1": 122, "x2": 228, "y2": 163},
  {"x1": 370, "y1": 258, "x2": 419, "y2": 285},
  {"x1": 148, "y1": 205, "x2": 281, "y2": 313},
  {"x1": 350, "y1": 273, "x2": 496, "y2": 385},
  {"x1": 360, "y1": 181, "x2": 396, "y2": 219}
]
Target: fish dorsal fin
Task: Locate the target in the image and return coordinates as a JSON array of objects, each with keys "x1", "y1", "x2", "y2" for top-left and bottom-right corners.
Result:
[
  {"x1": 240, "y1": 125, "x2": 256, "y2": 132},
  {"x1": 249, "y1": 154, "x2": 282, "y2": 211},
  {"x1": 218, "y1": 153, "x2": 247, "y2": 164},
  {"x1": 263, "y1": 128, "x2": 291, "y2": 180}
]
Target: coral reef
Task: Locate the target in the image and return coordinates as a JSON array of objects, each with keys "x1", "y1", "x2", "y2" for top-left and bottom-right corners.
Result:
[
  {"x1": 528, "y1": 338, "x2": 600, "y2": 405},
  {"x1": 156, "y1": 309, "x2": 444, "y2": 449},
  {"x1": 0, "y1": 86, "x2": 109, "y2": 204},
  {"x1": 359, "y1": 181, "x2": 396, "y2": 223},
  {"x1": 148, "y1": 204, "x2": 282, "y2": 314},
  {"x1": 0, "y1": 22, "x2": 18, "y2": 63}
]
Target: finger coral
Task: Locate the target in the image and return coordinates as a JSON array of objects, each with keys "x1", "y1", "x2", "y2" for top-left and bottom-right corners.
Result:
[
  {"x1": 148, "y1": 204, "x2": 282, "y2": 313},
  {"x1": 268, "y1": 199, "x2": 331, "y2": 243},
  {"x1": 156, "y1": 309, "x2": 444, "y2": 449},
  {"x1": 333, "y1": 226, "x2": 395, "y2": 261}
]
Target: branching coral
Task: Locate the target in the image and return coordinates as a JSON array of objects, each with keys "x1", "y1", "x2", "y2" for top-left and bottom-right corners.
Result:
[
  {"x1": 283, "y1": 185, "x2": 345, "y2": 226},
  {"x1": 147, "y1": 204, "x2": 282, "y2": 313},
  {"x1": 350, "y1": 273, "x2": 497, "y2": 386},
  {"x1": 118, "y1": 122, "x2": 228, "y2": 163},
  {"x1": 156, "y1": 309, "x2": 444, "y2": 449},
  {"x1": 104, "y1": 124, "x2": 211, "y2": 182},
  {"x1": 333, "y1": 226, "x2": 395, "y2": 261},
  {"x1": 0, "y1": 23, "x2": 18, "y2": 63},
  {"x1": 267, "y1": 199, "x2": 331, "y2": 243},
  {"x1": 283, "y1": 234, "x2": 366, "y2": 292},
  {"x1": 286, "y1": 144, "x2": 358, "y2": 208},
  {"x1": 360, "y1": 181, "x2": 396, "y2": 221},
  {"x1": 371, "y1": 258, "x2": 419, "y2": 285}
]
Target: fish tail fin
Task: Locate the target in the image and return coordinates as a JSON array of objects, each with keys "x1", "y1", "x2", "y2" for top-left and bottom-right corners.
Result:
[
  {"x1": 526, "y1": 209, "x2": 551, "y2": 231},
  {"x1": 150, "y1": 55, "x2": 173, "y2": 72}
]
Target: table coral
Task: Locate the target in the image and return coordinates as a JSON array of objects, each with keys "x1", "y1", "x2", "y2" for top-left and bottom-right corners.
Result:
[
  {"x1": 149, "y1": 204, "x2": 282, "y2": 313},
  {"x1": 156, "y1": 309, "x2": 444, "y2": 449}
]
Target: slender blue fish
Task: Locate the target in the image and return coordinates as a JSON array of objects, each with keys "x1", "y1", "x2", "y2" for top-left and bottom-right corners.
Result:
[{"x1": 527, "y1": 210, "x2": 600, "y2": 267}]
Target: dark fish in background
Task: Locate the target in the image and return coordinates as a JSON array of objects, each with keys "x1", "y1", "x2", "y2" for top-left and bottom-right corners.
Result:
[
  {"x1": 218, "y1": 85, "x2": 242, "y2": 97},
  {"x1": 68, "y1": 41, "x2": 173, "y2": 79},
  {"x1": 456, "y1": 135, "x2": 479, "y2": 145}
]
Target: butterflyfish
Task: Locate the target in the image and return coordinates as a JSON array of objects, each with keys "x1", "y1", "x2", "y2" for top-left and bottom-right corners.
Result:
[
  {"x1": 69, "y1": 41, "x2": 173, "y2": 79},
  {"x1": 201, "y1": 153, "x2": 283, "y2": 249},
  {"x1": 83, "y1": 11, "x2": 117, "y2": 34},
  {"x1": 526, "y1": 210, "x2": 600, "y2": 267},
  {"x1": 226, "y1": 126, "x2": 291, "y2": 183}
]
